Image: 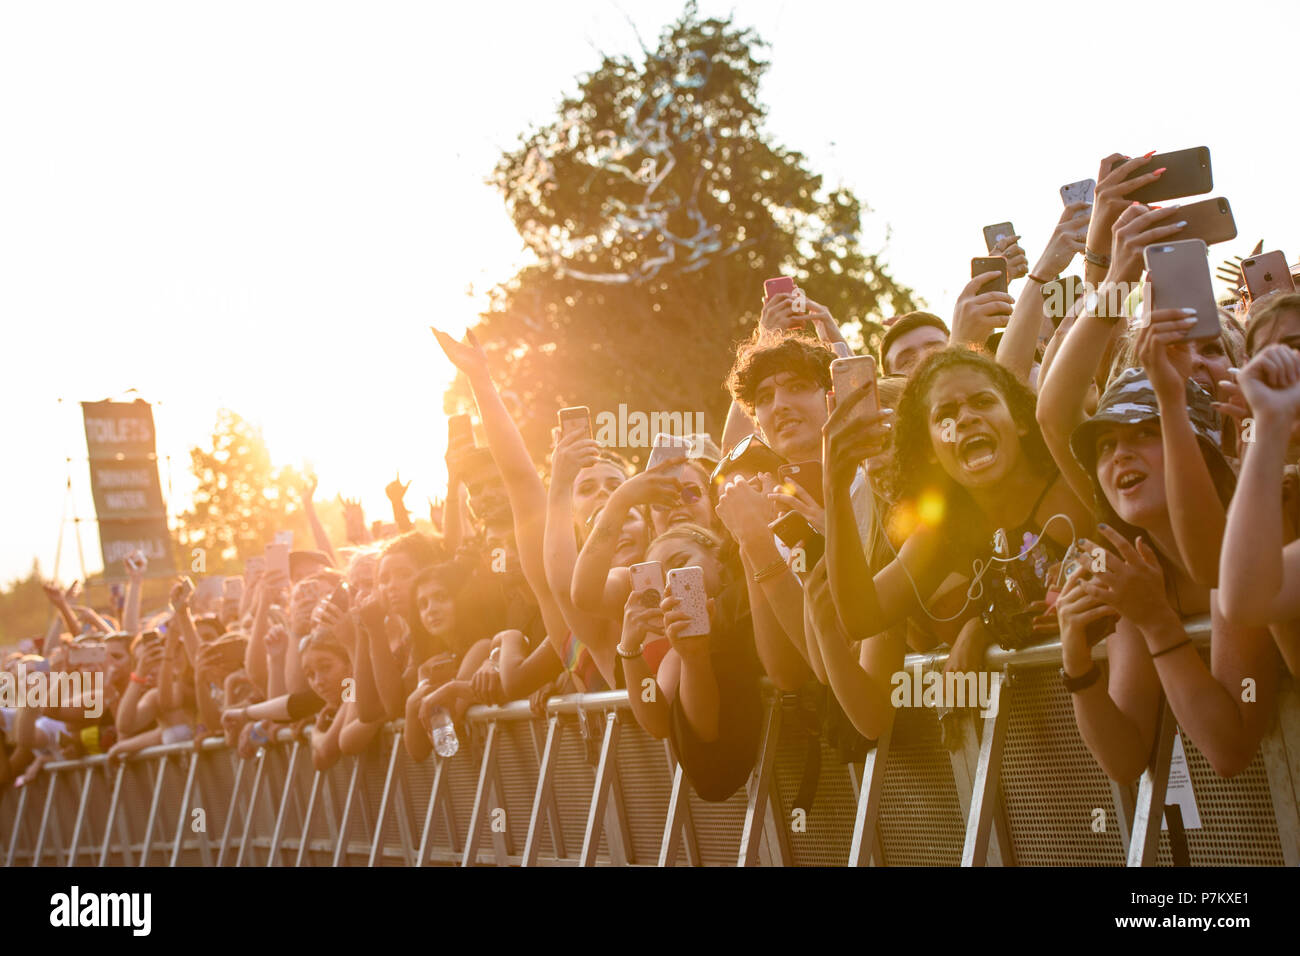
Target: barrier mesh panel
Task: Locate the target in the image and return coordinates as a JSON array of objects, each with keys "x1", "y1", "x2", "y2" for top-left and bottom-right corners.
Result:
[{"x1": 877, "y1": 706, "x2": 965, "y2": 865}]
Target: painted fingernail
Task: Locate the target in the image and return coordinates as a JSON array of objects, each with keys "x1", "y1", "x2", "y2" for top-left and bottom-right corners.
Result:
[
  {"x1": 1153, "y1": 167, "x2": 1167, "y2": 175},
  {"x1": 1174, "y1": 221, "x2": 1188, "y2": 228},
  {"x1": 1098, "y1": 522, "x2": 1109, "y2": 529},
  {"x1": 1143, "y1": 150, "x2": 1157, "y2": 158},
  {"x1": 1180, "y1": 308, "x2": 1197, "y2": 315}
]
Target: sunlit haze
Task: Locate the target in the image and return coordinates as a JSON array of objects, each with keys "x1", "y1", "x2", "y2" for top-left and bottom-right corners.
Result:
[{"x1": 4, "y1": 0, "x2": 1297, "y2": 585}]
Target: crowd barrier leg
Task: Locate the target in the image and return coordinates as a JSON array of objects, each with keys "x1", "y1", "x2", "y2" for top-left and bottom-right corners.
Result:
[
  {"x1": 393, "y1": 763, "x2": 420, "y2": 867},
  {"x1": 215, "y1": 757, "x2": 247, "y2": 866},
  {"x1": 5, "y1": 785, "x2": 32, "y2": 867},
  {"x1": 97, "y1": 762, "x2": 130, "y2": 866},
  {"x1": 235, "y1": 750, "x2": 276, "y2": 867},
  {"x1": 461, "y1": 720, "x2": 501, "y2": 866},
  {"x1": 657, "y1": 742, "x2": 700, "y2": 866},
  {"x1": 268, "y1": 740, "x2": 303, "y2": 866},
  {"x1": 1260, "y1": 681, "x2": 1300, "y2": 866},
  {"x1": 579, "y1": 709, "x2": 622, "y2": 866},
  {"x1": 848, "y1": 721, "x2": 892, "y2": 866},
  {"x1": 416, "y1": 757, "x2": 459, "y2": 865},
  {"x1": 523, "y1": 714, "x2": 562, "y2": 866},
  {"x1": 738, "y1": 698, "x2": 783, "y2": 867},
  {"x1": 961, "y1": 671, "x2": 1011, "y2": 866},
  {"x1": 1110, "y1": 779, "x2": 1137, "y2": 852},
  {"x1": 1127, "y1": 700, "x2": 1178, "y2": 867},
  {"x1": 168, "y1": 751, "x2": 201, "y2": 867},
  {"x1": 950, "y1": 700, "x2": 1010, "y2": 866},
  {"x1": 32, "y1": 768, "x2": 60, "y2": 866},
  {"x1": 604, "y1": 762, "x2": 634, "y2": 865},
  {"x1": 139, "y1": 755, "x2": 172, "y2": 866},
  {"x1": 65, "y1": 765, "x2": 95, "y2": 866},
  {"x1": 295, "y1": 770, "x2": 324, "y2": 867},
  {"x1": 332, "y1": 756, "x2": 365, "y2": 867},
  {"x1": 530, "y1": 721, "x2": 566, "y2": 860},
  {"x1": 367, "y1": 732, "x2": 405, "y2": 867}
]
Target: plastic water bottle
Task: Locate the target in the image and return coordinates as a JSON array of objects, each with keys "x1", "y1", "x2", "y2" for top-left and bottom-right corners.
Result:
[{"x1": 428, "y1": 707, "x2": 459, "y2": 758}]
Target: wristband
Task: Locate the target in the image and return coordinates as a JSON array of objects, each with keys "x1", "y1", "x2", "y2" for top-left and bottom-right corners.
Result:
[
  {"x1": 1151, "y1": 637, "x2": 1192, "y2": 660},
  {"x1": 1028, "y1": 272, "x2": 1056, "y2": 285},
  {"x1": 753, "y1": 559, "x2": 789, "y2": 583},
  {"x1": 1061, "y1": 663, "x2": 1100, "y2": 693},
  {"x1": 130, "y1": 671, "x2": 155, "y2": 687},
  {"x1": 1084, "y1": 247, "x2": 1111, "y2": 268},
  {"x1": 616, "y1": 644, "x2": 644, "y2": 660}
]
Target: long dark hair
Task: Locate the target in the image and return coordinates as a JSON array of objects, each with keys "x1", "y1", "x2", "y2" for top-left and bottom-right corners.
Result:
[{"x1": 887, "y1": 348, "x2": 1055, "y2": 556}]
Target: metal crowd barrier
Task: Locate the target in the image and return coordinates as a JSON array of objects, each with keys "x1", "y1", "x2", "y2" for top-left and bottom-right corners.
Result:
[{"x1": 3, "y1": 616, "x2": 1298, "y2": 866}]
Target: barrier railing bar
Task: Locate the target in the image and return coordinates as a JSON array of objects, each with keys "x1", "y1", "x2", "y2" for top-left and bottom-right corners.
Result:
[
  {"x1": 579, "y1": 709, "x2": 621, "y2": 866},
  {"x1": 461, "y1": 720, "x2": 498, "y2": 866},
  {"x1": 268, "y1": 740, "x2": 302, "y2": 867},
  {"x1": 393, "y1": 761, "x2": 420, "y2": 867},
  {"x1": 96, "y1": 763, "x2": 126, "y2": 867},
  {"x1": 849, "y1": 721, "x2": 892, "y2": 867},
  {"x1": 961, "y1": 672, "x2": 1010, "y2": 867},
  {"x1": 139, "y1": 755, "x2": 171, "y2": 867},
  {"x1": 416, "y1": 757, "x2": 449, "y2": 866},
  {"x1": 1128, "y1": 701, "x2": 1178, "y2": 867},
  {"x1": 168, "y1": 751, "x2": 201, "y2": 867},
  {"x1": 367, "y1": 732, "x2": 404, "y2": 867},
  {"x1": 65, "y1": 766, "x2": 95, "y2": 867}
]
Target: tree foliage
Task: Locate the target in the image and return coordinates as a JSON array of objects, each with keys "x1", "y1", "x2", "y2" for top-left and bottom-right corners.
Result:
[
  {"x1": 452, "y1": 2, "x2": 914, "y2": 461},
  {"x1": 177, "y1": 409, "x2": 311, "y2": 571}
]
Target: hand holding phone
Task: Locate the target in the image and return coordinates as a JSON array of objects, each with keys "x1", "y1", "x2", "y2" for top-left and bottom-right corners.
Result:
[
  {"x1": 265, "y1": 542, "x2": 291, "y2": 583},
  {"x1": 646, "y1": 433, "x2": 690, "y2": 471},
  {"x1": 629, "y1": 561, "x2": 666, "y2": 608},
  {"x1": 1143, "y1": 239, "x2": 1220, "y2": 340},
  {"x1": 983, "y1": 222, "x2": 1015, "y2": 254},
  {"x1": 665, "y1": 566, "x2": 709, "y2": 637},
  {"x1": 1060, "y1": 179, "x2": 1095, "y2": 206},
  {"x1": 1241, "y1": 251, "x2": 1295, "y2": 300},
  {"x1": 557, "y1": 406, "x2": 592, "y2": 442}
]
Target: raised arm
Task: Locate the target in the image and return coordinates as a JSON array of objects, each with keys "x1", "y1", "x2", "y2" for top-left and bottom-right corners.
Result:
[{"x1": 300, "y1": 475, "x2": 338, "y2": 567}]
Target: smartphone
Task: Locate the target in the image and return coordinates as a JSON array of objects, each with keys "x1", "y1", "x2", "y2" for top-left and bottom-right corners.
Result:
[
  {"x1": 646, "y1": 433, "x2": 690, "y2": 470},
  {"x1": 1143, "y1": 239, "x2": 1220, "y2": 340},
  {"x1": 829, "y1": 355, "x2": 879, "y2": 428},
  {"x1": 221, "y1": 577, "x2": 244, "y2": 601},
  {"x1": 328, "y1": 581, "x2": 351, "y2": 611},
  {"x1": 1241, "y1": 250, "x2": 1295, "y2": 300},
  {"x1": 557, "y1": 406, "x2": 592, "y2": 441},
  {"x1": 971, "y1": 257, "x2": 1009, "y2": 295},
  {"x1": 176, "y1": 576, "x2": 195, "y2": 604},
  {"x1": 830, "y1": 341, "x2": 852, "y2": 359},
  {"x1": 1060, "y1": 179, "x2": 1096, "y2": 205},
  {"x1": 1041, "y1": 275, "x2": 1085, "y2": 327},
  {"x1": 244, "y1": 556, "x2": 265, "y2": 580},
  {"x1": 1122, "y1": 146, "x2": 1212, "y2": 204},
  {"x1": 629, "y1": 560, "x2": 665, "y2": 607},
  {"x1": 1172, "y1": 197, "x2": 1237, "y2": 247},
  {"x1": 126, "y1": 549, "x2": 146, "y2": 573},
  {"x1": 273, "y1": 530, "x2": 294, "y2": 548},
  {"x1": 777, "y1": 461, "x2": 825, "y2": 508},
  {"x1": 711, "y1": 433, "x2": 786, "y2": 484},
  {"x1": 764, "y1": 276, "x2": 796, "y2": 299},
  {"x1": 448, "y1": 413, "x2": 475, "y2": 450},
  {"x1": 769, "y1": 511, "x2": 826, "y2": 568},
  {"x1": 665, "y1": 566, "x2": 709, "y2": 636},
  {"x1": 265, "y1": 542, "x2": 291, "y2": 581},
  {"x1": 982, "y1": 222, "x2": 1015, "y2": 253},
  {"x1": 68, "y1": 641, "x2": 108, "y2": 668}
]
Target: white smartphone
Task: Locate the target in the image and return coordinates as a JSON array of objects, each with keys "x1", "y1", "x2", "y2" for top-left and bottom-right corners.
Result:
[
  {"x1": 265, "y1": 542, "x2": 291, "y2": 580},
  {"x1": 666, "y1": 566, "x2": 709, "y2": 637},
  {"x1": 126, "y1": 549, "x2": 147, "y2": 573},
  {"x1": 273, "y1": 530, "x2": 294, "y2": 548},
  {"x1": 629, "y1": 561, "x2": 665, "y2": 605},
  {"x1": 1060, "y1": 178, "x2": 1096, "y2": 205},
  {"x1": 646, "y1": 433, "x2": 690, "y2": 470},
  {"x1": 68, "y1": 641, "x2": 108, "y2": 668},
  {"x1": 830, "y1": 355, "x2": 879, "y2": 424}
]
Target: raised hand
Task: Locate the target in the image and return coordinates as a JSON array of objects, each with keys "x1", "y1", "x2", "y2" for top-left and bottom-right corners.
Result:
[
  {"x1": 1033, "y1": 201, "x2": 1092, "y2": 279},
  {"x1": 432, "y1": 326, "x2": 490, "y2": 380},
  {"x1": 1106, "y1": 202, "x2": 1184, "y2": 285},
  {"x1": 1133, "y1": 300, "x2": 1199, "y2": 401},
  {"x1": 385, "y1": 472, "x2": 411, "y2": 504},
  {"x1": 989, "y1": 233, "x2": 1029, "y2": 281},
  {"x1": 1237, "y1": 343, "x2": 1300, "y2": 426},
  {"x1": 951, "y1": 272, "x2": 1014, "y2": 346},
  {"x1": 1077, "y1": 526, "x2": 1171, "y2": 633},
  {"x1": 1086, "y1": 152, "x2": 1166, "y2": 262},
  {"x1": 551, "y1": 425, "x2": 600, "y2": 487},
  {"x1": 822, "y1": 390, "x2": 894, "y2": 481}
]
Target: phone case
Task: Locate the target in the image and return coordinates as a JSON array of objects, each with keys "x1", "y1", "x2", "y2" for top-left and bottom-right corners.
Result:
[
  {"x1": 1143, "y1": 240, "x2": 1220, "y2": 340},
  {"x1": 646, "y1": 433, "x2": 690, "y2": 470},
  {"x1": 971, "y1": 257, "x2": 1008, "y2": 295},
  {"x1": 713, "y1": 434, "x2": 785, "y2": 483},
  {"x1": 1060, "y1": 179, "x2": 1096, "y2": 205},
  {"x1": 983, "y1": 222, "x2": 1015, "y2": 253},
  {"x1": 1172, "y1": 197, "x2": 1236, "y2": 247},
  {"x1": 557, "y1": 406, "x2": 592, "y2": 440},
  {"x1": 1241, "y1": 251, "x2": 1295, "y2": 299},
  {"x1": 666, "y1": 567, "x2": 709, "y2": 636},
  {"x1": 1123, "y1": 146, "x2": 1212, "y2": 204},
  {"x1": 830, "y1": 356, "x2": 879, "y2": 425},
  {"x1": 764, "y1": 276, "x2": 796, "y2": 299},
  {"x1": 777, "y1": 461, "x2": 824, "y2": 507},
  {"x1": 769, "y1": 512, "x2": 826, "y2": 567},
  {"x1": 68, "y1": 643, "x2": 108, "y2": 667},
  {"x1": 629, "y1": 561, "x2": 665, "y2": 601}
]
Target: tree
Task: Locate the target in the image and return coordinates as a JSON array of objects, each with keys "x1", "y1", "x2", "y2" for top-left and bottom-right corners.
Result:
[
  {"x1": 451, "y1": 2, "x2": 915, "y2": 462},
  {"x1": 177, "y1": 409, "x2": 310, "y2": 571}
]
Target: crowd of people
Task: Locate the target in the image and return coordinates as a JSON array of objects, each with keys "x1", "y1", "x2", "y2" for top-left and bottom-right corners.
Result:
[{"x1": 5, "y1": 149, "x2": 1300, "y2": 823}]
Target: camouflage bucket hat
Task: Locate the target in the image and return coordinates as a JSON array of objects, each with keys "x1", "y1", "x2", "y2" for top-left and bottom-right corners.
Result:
[{"x1": 1069, "y1": 366, "x2": 1228, "y2": 483}]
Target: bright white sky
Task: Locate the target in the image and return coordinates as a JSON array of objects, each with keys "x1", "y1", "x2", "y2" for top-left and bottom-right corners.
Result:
[{"x1": 3, "y1": 0, "x2": 1298, "y2": 588}]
